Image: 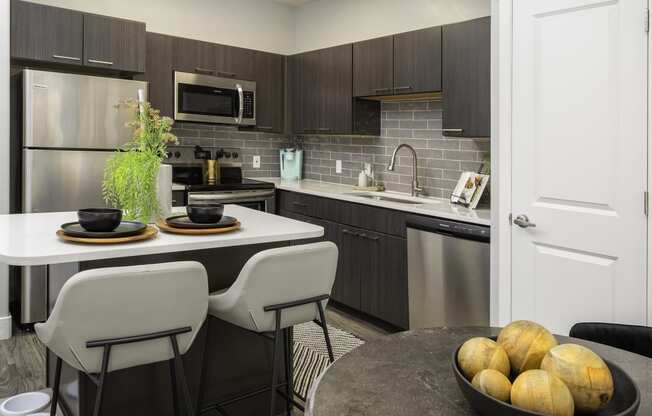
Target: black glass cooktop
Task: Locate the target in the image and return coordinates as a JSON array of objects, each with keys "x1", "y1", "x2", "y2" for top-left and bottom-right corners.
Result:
[{"x1": 184, "y1": 178, "x2": 275, "y2": 192}]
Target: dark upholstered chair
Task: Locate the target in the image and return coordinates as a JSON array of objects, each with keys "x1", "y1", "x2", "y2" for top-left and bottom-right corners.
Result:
[{"x1": 569, "y1": 322, "x2": 652, "y2": 359}]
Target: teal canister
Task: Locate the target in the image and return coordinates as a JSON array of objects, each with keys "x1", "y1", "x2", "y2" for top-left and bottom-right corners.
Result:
[{"x1": 280, "y1": 148, "x2": 303, "y2": 181}]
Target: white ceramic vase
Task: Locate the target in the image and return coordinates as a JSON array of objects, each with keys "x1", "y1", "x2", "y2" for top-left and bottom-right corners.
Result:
[{"x1": 156, "y1": 163, "x2": 173, "y2": 222}]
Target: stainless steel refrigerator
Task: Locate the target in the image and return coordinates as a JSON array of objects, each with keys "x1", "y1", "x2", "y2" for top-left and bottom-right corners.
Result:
[{"x1": 19, "y1": 69, "x2": 148, "y2": 324}]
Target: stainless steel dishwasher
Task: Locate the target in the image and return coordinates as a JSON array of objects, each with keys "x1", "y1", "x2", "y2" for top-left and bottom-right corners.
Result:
[{"x1": 406, "y1": 215, "x2": 490, "y2": 330}]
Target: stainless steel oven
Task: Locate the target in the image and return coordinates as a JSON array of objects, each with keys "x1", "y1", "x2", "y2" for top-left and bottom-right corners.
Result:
[
  {"x1": 188, "y1": 189, "x2": 276, "y2": 213},
  {"x1": 174, "y1": 71, "x2": 256, "y2": 125}
]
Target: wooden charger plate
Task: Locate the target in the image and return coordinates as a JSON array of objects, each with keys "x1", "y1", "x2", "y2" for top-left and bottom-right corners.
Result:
[
  {"x1": 56, "y1": 225, "x2": 158, "y2": 244},
  {"x1": 156, "y1": 219, "x2": 241, "y2": 235}
]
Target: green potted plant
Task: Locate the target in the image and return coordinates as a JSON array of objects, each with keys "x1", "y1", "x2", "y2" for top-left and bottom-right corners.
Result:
[{"x1": 102, "y1": 100, "x2": 177, "y2": 224}]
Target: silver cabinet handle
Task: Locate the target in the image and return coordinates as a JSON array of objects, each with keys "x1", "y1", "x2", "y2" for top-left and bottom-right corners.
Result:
[
  {"x1": 88, "y1": 59, "x2": 114, "y2": 65},
  {"x1": 373, "y1": 87, "x2": 392, "y2": 93},
  {"x1": 195, "y1": 67, "x2": 215, "y2": 74},
  {"x1": 218, "y1": 71, "x2": 236, "y2": 78},
  {"x1": 513, "y1": 214, "x2": 536, "y2": 228},
  {"x1": 236, "y1": 83, "x2": 244, "y2": 124},
  {"x1": 257, "y1": 126, "x2": 274, "y2": 130},
  {"x1": 441, "y1": 128, "x2": 464, "y2": 133},
  {"x1": 394, "y1": 86, "x2": 413, "y2": 91},
  {"x1": 52, "y1": 54, "x2": 80, "y2": 61}
]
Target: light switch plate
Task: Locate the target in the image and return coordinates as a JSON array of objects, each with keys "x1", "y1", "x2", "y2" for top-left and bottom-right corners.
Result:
[
  {"x1": 253, "y1": 155, "x2": 261, "y2": 168},
  {"x1": 336, "y1": 160, "x2": 342, "y2": 174}
]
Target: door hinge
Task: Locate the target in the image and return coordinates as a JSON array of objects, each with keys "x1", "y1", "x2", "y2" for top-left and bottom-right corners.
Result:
[
  {"x1": 645, "y1": 191, "x2": 649, "y2": 217},
  {"x1": 508, "y1": 213, "x2": 513, "y2": 225},
  {"x1": 645, "y1": 8, "x2": 649, "y2": 32}
]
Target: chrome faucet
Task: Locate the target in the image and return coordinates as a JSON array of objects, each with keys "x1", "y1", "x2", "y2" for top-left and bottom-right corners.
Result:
[{"x1": 387, "y1": 143, "x2": 423, "y2": 197}]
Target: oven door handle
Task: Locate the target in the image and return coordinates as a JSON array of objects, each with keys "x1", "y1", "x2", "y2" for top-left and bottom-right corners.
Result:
[
  {"x1": 189, "y1": 190, "x2": 275, "y2": 202},
  {"x1": 236, "y1": 84, "x2": 244, "y2": 124}
]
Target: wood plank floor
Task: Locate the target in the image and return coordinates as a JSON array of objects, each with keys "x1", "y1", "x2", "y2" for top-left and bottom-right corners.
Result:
[{"x1": 0, "y1": 305, "x2": 387, "y2": 414}]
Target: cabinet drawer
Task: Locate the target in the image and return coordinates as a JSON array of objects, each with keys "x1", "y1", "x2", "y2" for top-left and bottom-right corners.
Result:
[
  {"x1": 278, "y1": 190, "x2": 320, "y2": 217},
  {"x1": 320, "y1": 197, "x2": 407, "y2": 238}
]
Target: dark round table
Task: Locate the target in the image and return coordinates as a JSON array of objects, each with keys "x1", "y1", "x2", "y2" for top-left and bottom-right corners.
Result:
[{"x1": 305, "y1": 327, "x2": 652, "y2": 416}]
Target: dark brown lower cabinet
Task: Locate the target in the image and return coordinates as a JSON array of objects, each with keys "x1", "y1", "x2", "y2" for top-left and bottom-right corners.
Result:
[{"x1": 278, "y1": 192, "x2": 409, "y2": 329}]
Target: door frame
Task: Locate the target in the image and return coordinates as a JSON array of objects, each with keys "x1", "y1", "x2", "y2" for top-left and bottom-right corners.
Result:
[
  {"x1": 493, "y1": 0, "x2": 651, "y2": 328},
  {"x1": 490, "y1": 0, "x2": 513, "y2": 327}
]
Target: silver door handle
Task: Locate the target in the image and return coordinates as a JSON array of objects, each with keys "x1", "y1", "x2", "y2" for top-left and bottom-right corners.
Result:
[
  {"x1": 52, "y1": 54, "x2": 81, "y2": 61},
  {"x1": 88, "y1": 59, "x2": 114, "y2": 66},
  {"x1": 236, "y1": 84, "x2": 244, "y2": 124},
  {"x1": 513, "y1": 214, "x2": 536, "y2": 228}
]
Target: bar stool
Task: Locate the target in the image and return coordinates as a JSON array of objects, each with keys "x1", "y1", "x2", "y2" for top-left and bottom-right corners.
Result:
[
  {"x1": 206, "y1": 241, "x2": 339, "y2": 416},
  {"x1": 34, "y1": 261, "x2": 209, "y2": 416}
]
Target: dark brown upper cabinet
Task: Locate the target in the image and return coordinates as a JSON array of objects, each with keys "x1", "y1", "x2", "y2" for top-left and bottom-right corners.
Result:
[
  {"x1": 136, "y1": 33, "x2": 174, "y2": 117},
  {"x1": 291, "y1": 44, "x2": 353, "y2": 135},
  {"x1": 172, "y1": 37, "x2": 215, "y2": 74},
  {"x1": 393, "y1": 26, "x2": 442, "y2": 94},
  {"x1": 442, "y1": 16, "x2": 490, "y2": 137},
  {"x1": 83, "y1": 14, "x2": 146, "y2": 72},
  {"x1": 11, "y1": 0, "x2": 145, "y2": 72},
  {"x1": 215, "y1": 45, "x2": 255, "y2": 81},
  {"x1": 249, "y1": 51, "x2": 284, "y2": 133},
  {"x1": 352, "y1": 36, "x2": 393, "y2": 97},
  {"x1": 10, "y1": 0, "x2": 84, "y2": 65}
]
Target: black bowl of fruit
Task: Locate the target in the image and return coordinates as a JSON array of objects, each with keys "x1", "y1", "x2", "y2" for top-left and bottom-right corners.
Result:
[{"x1": 452, "y1": 321, "x2": 639, "y2": 416}]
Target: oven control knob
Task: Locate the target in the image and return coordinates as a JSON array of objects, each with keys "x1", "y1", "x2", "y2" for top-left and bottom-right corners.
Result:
[
  {"x1": 165, "y1": 151, "x2": 172, "y2": 159},
  {"x1": 174, "y1": 151, "x2": 181, "y2": 158},
  {"x1": 232, "y1": 152, "x2": 238, "y2": 159},
  {"x1": 216, "y1": 149, "x2": 224, "y2": 159},
  {"x1": 224, "y1": 151, "x2": 232, "y2": 159}
]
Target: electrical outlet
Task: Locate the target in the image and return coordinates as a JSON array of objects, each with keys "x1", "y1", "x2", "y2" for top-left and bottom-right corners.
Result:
[
  {"x1": 253, "y1": 155, "x2": 261, "y2": 169},
  {"x1": 335, "y1": 160, "x2": 342, "y2": 174}
]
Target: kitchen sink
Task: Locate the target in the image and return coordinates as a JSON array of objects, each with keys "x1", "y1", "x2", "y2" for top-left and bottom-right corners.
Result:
[{"x1": 345, "y1": 192, "x2": 437, "y2": 205}]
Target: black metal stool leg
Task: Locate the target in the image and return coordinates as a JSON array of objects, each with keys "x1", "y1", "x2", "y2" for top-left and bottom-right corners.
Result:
[
  {"x1": 316, "y1": 302, "x2": 334, "y2": 363},
  {"x1": 171, "y1": 335, "x2": 195, "y2": 416},
  {"x1": 283, "y1": 328, "x2": 292, "y2": 415},
  {"x1": 269, "y1": 310, "x2": 282, "y2": 416},
  {"x1": 92, "y1": 345, "x2": 112, "y2": 416},
  {"x1": 50, "y1": 356, "x2": 62, "y2": 416},
  {"x1": 169, "y1": 358, "x2": 181, "y2": 416}
]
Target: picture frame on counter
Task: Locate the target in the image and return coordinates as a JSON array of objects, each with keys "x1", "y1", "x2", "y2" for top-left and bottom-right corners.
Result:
[{"x1": 451, "y1": 172, "x2": 490, "y2": 209}]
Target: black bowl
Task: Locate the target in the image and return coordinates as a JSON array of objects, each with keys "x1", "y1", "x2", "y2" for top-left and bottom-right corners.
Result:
[
  {"x1": 186, "y1": 204, "x2": 224, "y2": 224},
  {"x1": 77, "y1": 208, "x2": 123, "y2": 232},
  {"x1": 452, "y1": 338, "x2": 640, "y2": 416}
]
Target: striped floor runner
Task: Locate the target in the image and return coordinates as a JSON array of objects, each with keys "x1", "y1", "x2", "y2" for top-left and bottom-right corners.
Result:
[{"x1": 292, "y1": 322, "x2": 365, "y2": 400}]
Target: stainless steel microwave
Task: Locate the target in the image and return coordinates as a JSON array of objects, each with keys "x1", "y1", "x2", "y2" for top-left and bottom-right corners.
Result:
[{"x1": 174, "y1": 71, "x2": 256, "y2": 125}]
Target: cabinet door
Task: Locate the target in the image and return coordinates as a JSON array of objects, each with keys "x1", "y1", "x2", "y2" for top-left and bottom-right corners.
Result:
[
  {"x1": 332, "y1": 225, "x2": 362, "y2": 310},
  {"x1": 10, "y1": 0, "x2": 83, "y2": 65},
  {"x1": 83, "y1": 14, "x2": 146, "y2": 72},
  {"x1": 215, "y1": 45, "x2": 255, "y2": 80},
  {"x1": 360, "y1": 230, "x2": 408, "y2": 329},
  {"x1": 290, "y1": 52, "x2": 319, "y2": 133},
  {"x1": 137, "y1": 33, "x2": 173, "y2": 117},
  {"x1": 314, "y1": 45, "x2": 353, "y2": 134},
  {"x1": 393, "y1": 26, "x2": 442, "y2": 94},
  {"x1": 442, "y1": 17, "x2": 490, "y2": 137},
  {"x1": 172, "y1": 37, "x2": 216, "y2": 74},
  {"x1": 353, "y1": 36, "x2": 393, "y2": 97},
  {"x1": 251, "y1": 51, "x2": 284, "y2": 133}
]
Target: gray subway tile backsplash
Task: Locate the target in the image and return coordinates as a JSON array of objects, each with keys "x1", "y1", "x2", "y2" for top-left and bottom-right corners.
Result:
[{"x1": 171, "y1": 100, "x2": 489, "y2": 199}]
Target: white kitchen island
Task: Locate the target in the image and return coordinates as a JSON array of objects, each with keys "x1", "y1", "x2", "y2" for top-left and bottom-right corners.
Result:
[
  {"x1": 0, "y1": 205, "x2": 323, "y2": 416},
  {"x1": 0, "y1": 205, "x2": 323, "y2": 266}
]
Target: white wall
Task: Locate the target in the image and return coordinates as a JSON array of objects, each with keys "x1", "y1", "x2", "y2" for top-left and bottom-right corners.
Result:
[
  {"x1": 29, "y1": 0, "x2": 298, "y2": 54},
  {"x1": 294, "y1": 0, "x2": 491, "y2": 53},
  {"x1": 1, "y1": 0, "x2": 11, "y2": 339}
]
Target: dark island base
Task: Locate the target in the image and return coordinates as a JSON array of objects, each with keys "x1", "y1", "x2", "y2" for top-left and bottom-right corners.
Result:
[{"x1": 46, "y1": 242, "x2": 293, "y2": 416}]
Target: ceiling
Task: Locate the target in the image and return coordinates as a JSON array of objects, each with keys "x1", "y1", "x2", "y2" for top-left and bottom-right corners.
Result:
[{"x1": 273, "y1": 0, "x2": 314, "y2": 7}]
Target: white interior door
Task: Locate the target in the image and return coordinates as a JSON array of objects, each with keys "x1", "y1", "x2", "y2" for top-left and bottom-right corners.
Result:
[{"x1": 512, "y1": 0, "x2": 648, "y2": 335}]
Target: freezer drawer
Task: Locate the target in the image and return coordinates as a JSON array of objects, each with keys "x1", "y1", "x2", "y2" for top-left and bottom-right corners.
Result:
[
  {"x1": 407, "y1": 216, "x2": 490, "y2": 330},
  {"x1": 24, "y1": 69, "x2": 147, "y2": 149},
  {"x1": 23, "y1": 149, "x2": 112, "y2": 213}
]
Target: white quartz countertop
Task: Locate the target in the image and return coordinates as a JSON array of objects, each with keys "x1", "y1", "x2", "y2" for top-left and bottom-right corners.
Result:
[
  {"x1": 0, "y1": 205, "x2": 323, "y2": 266},
  {"x1": 264, "y1": 178, "x2": 491, "y2": 226}
]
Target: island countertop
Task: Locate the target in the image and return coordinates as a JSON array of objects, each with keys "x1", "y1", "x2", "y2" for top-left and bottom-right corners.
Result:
[{"x1": 0, "y1": 205, "x2": 324, "y2": 266}]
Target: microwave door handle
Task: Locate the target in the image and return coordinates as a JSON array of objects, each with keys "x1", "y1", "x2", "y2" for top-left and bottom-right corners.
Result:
[{"x1": 236, "y1": 84, "x2": 244, "y2": 124}]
